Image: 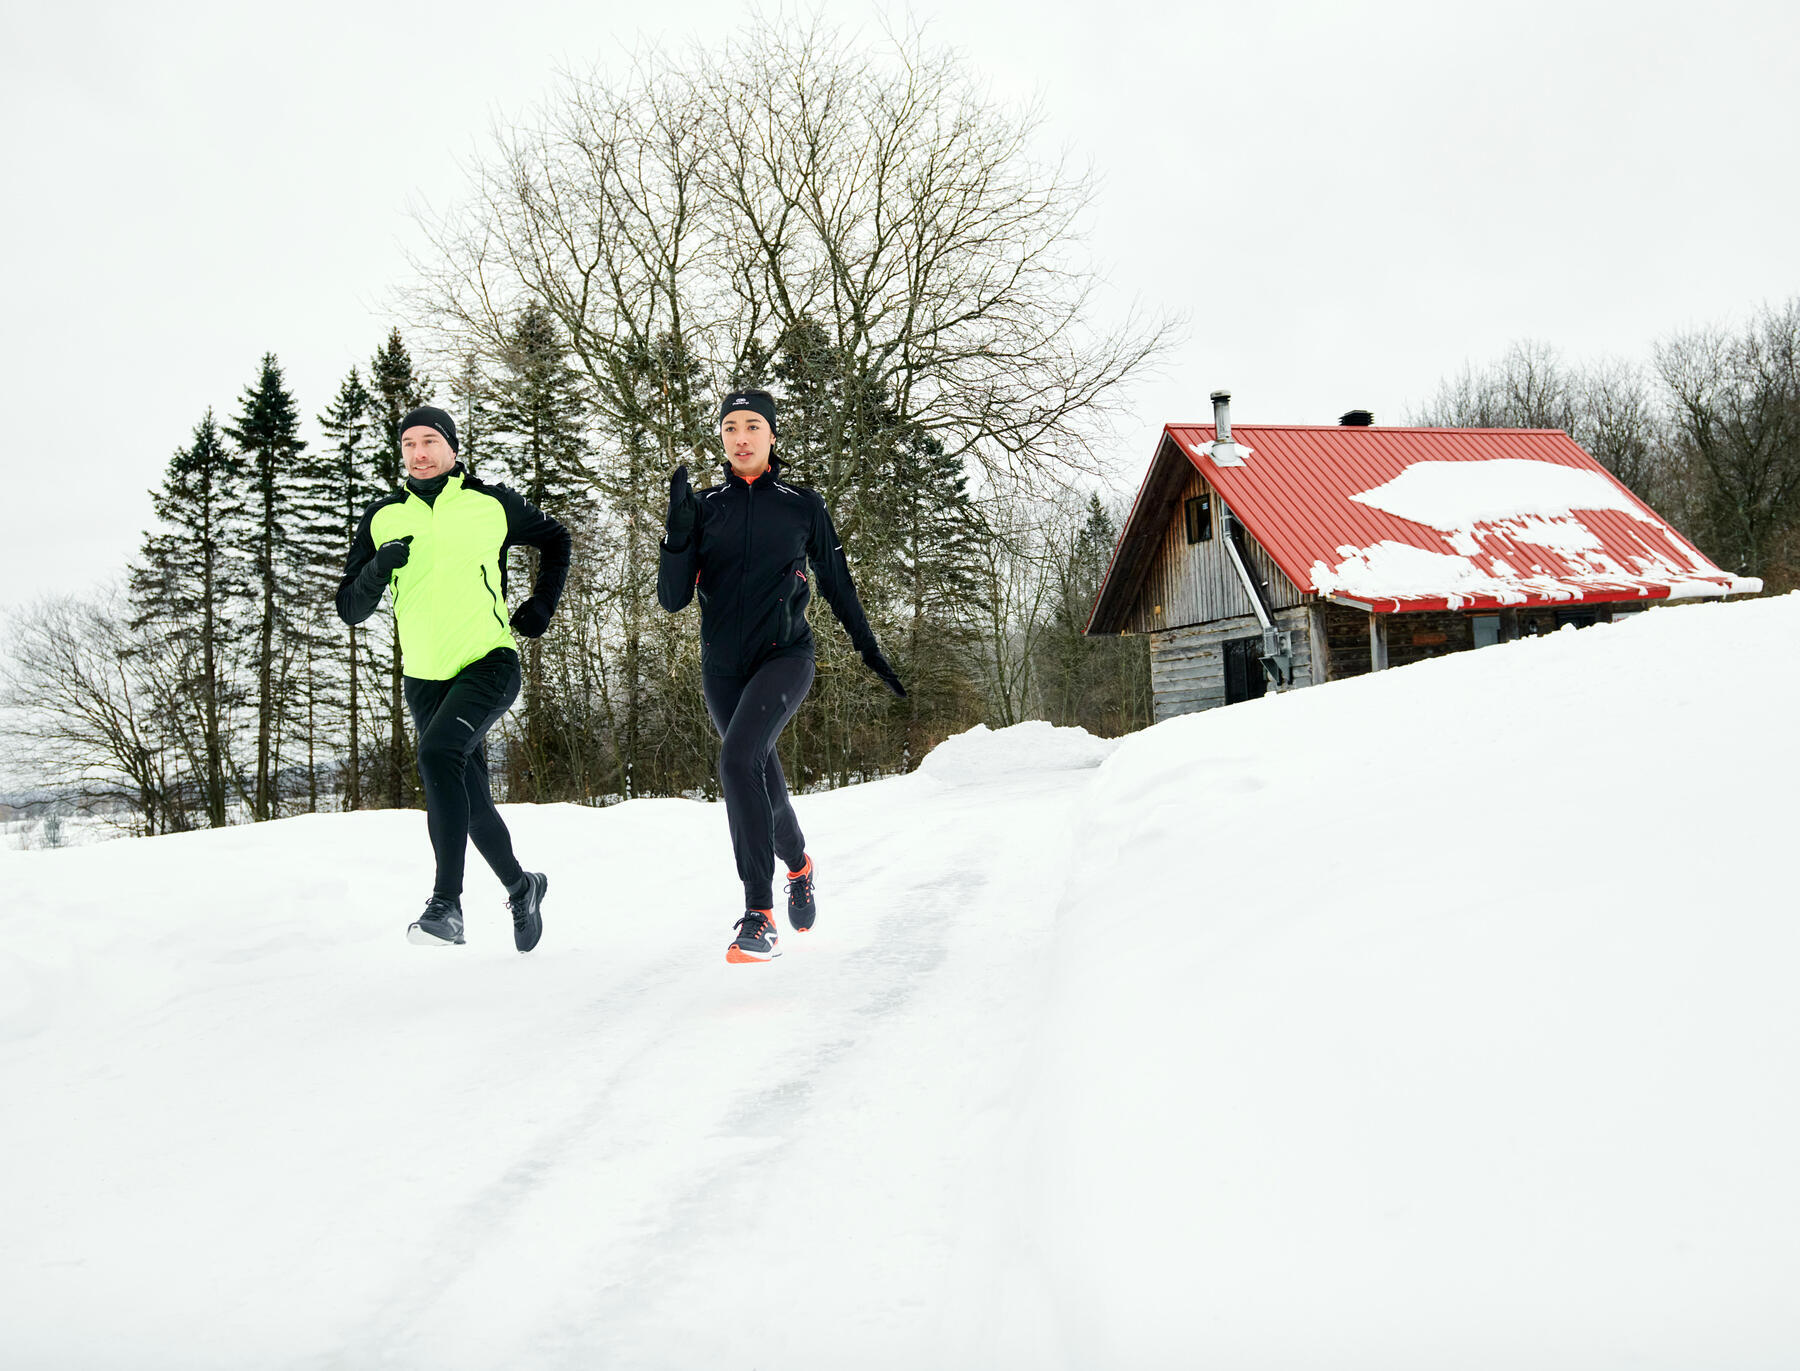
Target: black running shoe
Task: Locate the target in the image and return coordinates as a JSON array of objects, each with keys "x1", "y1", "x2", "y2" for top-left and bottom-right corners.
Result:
[
  {"x1": 507, "y1": 872, "x2": 547, "y2": 954},
  {"x1": 407, "y1": 895, "x2": 465, "y2": 945},
  {"x1": 785, "y1": 855, "x2": 816, "y2": 932},
  {"x1": 727, "y1": 909, "x2": 780, "y2": 964}
]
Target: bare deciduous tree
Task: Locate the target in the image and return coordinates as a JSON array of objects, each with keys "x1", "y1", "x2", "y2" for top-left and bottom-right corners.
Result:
[
  {"x1": 973, "y1": 494, "x2": 1055, "y2": 727},
  {"x1": 402, "y1": 13, "x2": 1170, "y2": 795},
  {"x1": 1411, "y1": 300, "x2": 1800, "y2": 591},
  {"x1": 1413, "y1": 339, "x2": 1579, "y2": 431},
  {"x1": 2, "y1": 593, "x2": 179, "y2": 835},
  {"x1": 1412, "y1": 340, "x2": 1677, "y2": 514},
  {"x1": 1656, "y1": 300, "x2": 1800, "y2": 577},
  {"x1": 412, "y1": 14, "x2": 1168, "y2": 494}
]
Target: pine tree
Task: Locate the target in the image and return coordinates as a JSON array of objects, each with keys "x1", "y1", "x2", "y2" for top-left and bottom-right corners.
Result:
[
  {"x1": 1035, "y1": 495, "x2": 1149, "y2": 735},
  {"x1": 370, "y1": 328, "x2": 428, "y2": 484},
  {"x1": 868, "y1": 423, "x2": 987, "y2": 761},
  {"x1": 767, "y1": 318, "x2": 850, "y2": 499},
  {"x1": 305, "y1": 367, "x2": 382, "y2": 809},
  {"x1": 763, "y1": 318, "x2": 947, "y2": 781},
  {"x1": 490, "y1": 304, "x2": 590, "y2": 512},
  {"x1": 449, "y1": 350, "x2": 496, "y2": 478},
  {"x1": 223, "y1": 355, "x2": 306, "y2": 821},
  {"x1": 487, "y1": 305, "x2": 592, "y2": 799},
  {"x1": 618, "y1": 331, "x2": 706, "y2": 799},
  {"x1": 368, "y1": 329, "x2": 428, "y2": 808},
  {"x1": 129, "y1": 410, "x2": 246, "y2": 827}
]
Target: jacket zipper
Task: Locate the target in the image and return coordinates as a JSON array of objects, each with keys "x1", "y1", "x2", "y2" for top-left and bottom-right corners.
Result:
[{"x1": 739, "y1": 480, "x2": 754, "y2": 669}]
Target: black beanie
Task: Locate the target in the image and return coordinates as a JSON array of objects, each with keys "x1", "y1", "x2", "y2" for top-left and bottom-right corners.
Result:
[
  {"x1": 398, "y1": 405, "x2": 458, "y2": 453},
  {"x1": 718, "y1": 388, "x2": 778, "y2": 437}
]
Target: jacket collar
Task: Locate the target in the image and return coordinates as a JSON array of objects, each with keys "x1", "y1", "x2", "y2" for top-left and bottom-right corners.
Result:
[
  {"x1": 405, "y1": 463, "x2": 466, "y2": 503},
  {"x1": 722, "y1": 454, "x2": 782, "y2": 490}
]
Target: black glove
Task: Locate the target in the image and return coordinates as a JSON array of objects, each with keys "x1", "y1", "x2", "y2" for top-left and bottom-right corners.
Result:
[
  {"x1": 510, "y1": 597, "x2": 552, "y2": 638},
  {"x1": 861, "y1": 644, "x2": 907, "y2": 698},
  {"x1": 665, "y1": 464, "x2": 697, "y2": 546},
  {"x1": 374, "y1": 536, "x2": 413, "y2": 574}
]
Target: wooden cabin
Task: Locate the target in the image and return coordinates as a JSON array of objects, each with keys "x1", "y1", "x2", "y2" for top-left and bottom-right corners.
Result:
[{"x1": 1086, "y1": 393, "x2": 1761, "y2": 722}]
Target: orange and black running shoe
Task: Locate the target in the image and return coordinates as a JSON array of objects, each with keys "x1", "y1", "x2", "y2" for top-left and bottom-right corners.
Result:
[
  {"x1": 785, "y1": 854, "x2": 816, "y2": 932},
  {"x1": 727, "y1": 909, "x2": 781, "y2": 963}
]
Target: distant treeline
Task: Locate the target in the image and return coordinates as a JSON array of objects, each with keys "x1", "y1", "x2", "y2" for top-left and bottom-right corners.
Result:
[
  {"x1": 0, "y1": 324, "x2": 1150, "y2": 835},
  {"x1": 1411, "y1": 299, "x2": 1800, "y2": 590}
]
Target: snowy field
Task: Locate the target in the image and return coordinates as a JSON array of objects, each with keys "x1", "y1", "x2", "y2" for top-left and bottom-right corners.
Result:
[{"x1": 2, "y1": 595, "x2": 1797, "y2": 1369}]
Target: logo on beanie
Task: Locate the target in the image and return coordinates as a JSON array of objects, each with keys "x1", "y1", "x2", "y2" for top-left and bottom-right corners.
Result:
[
  {"x1": 398, "y1": 404, "x2": 459, "y2": 453},
  {"x1": 718, "y1": 388, "x2": 777, "y2": 437}
]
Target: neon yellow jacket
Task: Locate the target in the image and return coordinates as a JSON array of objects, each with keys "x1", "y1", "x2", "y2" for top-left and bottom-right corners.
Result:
[{"x1": 336, "y1": 467, "x2": 571, "y2": 681}]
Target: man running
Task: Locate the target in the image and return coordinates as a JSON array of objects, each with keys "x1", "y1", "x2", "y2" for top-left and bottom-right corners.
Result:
[{"x1": 336, "y1": 405, "x2": 571, "y2": 951}]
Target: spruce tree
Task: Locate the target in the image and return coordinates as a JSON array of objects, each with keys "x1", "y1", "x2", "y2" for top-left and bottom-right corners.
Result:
[
  {"x1": 223, "y1": 354, "x2": 306, "y2": 821},
  {"x1": 618, "y1": 331, "x2": 706, "y2": 799},
  {"x1": 1035, "y1": 495, "x2": 1149, "y2": 735},
  {"x1": 488, "y1": 304, "x2": 591, "y2": 799},
  {"x1": 767, "y1": 318, "x2": 847, "y2": 498},
  {"x1": 490, "y1": 304, "x2": 590, "y2": 512},
  {"x1": 868, "y1": 423, "x2": 986, "y2": 761},
  {"x1": 763, "y1": 318, "x2": 933, "y2": 782},
  {"x1": 129, "y1": 410, "x2": 245, "y2": 827},
  {"x1": 305, "y1": 367, "x2": 381, "y2": 809},
  {"x1": 368, "y1": 329, "x2": 428, "y2": 808},
  {"x1": 450, "y1": 350, "x2": 496, "y2": 477}
]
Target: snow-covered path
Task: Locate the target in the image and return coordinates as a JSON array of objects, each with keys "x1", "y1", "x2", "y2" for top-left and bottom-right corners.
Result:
[
  {"x1": 4, "y1": 596, "x2": 1800, "y2": 1368},
  {"x1": 0, "y1": 736, "x2": 1101, "y2": 1369}
]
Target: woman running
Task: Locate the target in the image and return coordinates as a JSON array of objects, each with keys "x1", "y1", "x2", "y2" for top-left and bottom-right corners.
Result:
[{"x1": 658, "y1": 388, "x2": 905, "y2": 964}]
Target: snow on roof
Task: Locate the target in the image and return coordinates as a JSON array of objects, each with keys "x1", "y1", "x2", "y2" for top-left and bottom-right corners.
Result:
[
  {"x1": 1112, "y1": 426, "x2": 1760, "y2": 617},
  {"x1": 1348, "y1": 459, "x2": 1647, "y2": 537}
]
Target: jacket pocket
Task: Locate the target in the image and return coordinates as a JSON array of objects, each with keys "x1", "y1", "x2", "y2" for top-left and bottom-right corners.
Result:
[
  {"x1": 480, "y1": 566, "x2": 507, "y2": 629},
  {"x1": 778, "y1": 560, "x2": 808, "y2": 644}
]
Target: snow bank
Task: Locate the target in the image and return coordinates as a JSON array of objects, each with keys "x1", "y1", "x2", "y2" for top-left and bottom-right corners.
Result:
[
  {"x1": 916, "y1": 720, "x2": 1120, "y2": 786},
  {"x1": 1033, "y1": 593, "x2": 1800, "y2": 1367}
]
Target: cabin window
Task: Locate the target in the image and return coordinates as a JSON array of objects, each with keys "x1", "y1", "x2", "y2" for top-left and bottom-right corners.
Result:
[
  {"x1": 1472, "y1": 614, "x2": 1501, "y2": 648},
  {"x1": 1554, "y1": 607, "x2": 1602, "y2": 630},
  {"x1": 1185, "y1": 494, "x2": 1212, "y2": 544}
]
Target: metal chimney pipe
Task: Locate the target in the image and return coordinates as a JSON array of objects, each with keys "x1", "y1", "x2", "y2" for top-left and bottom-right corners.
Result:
[{"x1": 1211, "y1": 390, "x2": 1232, "y2": 443}]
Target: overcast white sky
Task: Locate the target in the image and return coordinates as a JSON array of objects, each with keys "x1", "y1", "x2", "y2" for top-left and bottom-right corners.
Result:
[{"x1": 2, "y1": 0, "x2": 1795, "y2": 615}]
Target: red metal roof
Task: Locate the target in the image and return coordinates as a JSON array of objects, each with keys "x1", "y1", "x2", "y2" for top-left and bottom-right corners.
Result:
[{"x1": 1114, "y1": 424, "x2": 1756, "y2": 617}]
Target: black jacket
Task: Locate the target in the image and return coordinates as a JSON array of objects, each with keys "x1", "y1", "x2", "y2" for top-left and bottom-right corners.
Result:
[{"x1": 657, "y1": 459, "x2": 877, "y2": 677}]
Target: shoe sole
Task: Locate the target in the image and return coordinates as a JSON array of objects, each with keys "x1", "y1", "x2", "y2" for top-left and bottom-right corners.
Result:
[
  {"x1": 726, "y1": 944, "x2": 780, "y2": 964},
  {"x1": 514, "y1": 873, "x2": 547, "y2": 954},
  {"x1": 408, "y1": 923, "x2": 465, "y2": 946}
]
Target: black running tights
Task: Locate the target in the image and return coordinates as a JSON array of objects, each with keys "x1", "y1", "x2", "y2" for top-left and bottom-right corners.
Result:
[
  {"x1": 703, "y1": 652, "x2": 814, "y2": 910},
  {"x1": 404, "y1": 648, "x2": 525, "y2": 901}
]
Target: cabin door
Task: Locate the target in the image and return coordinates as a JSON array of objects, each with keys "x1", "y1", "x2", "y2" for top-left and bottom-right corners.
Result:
[{"x1": 1224, "y1": 636, "x2": 1268, "y2": 705}]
